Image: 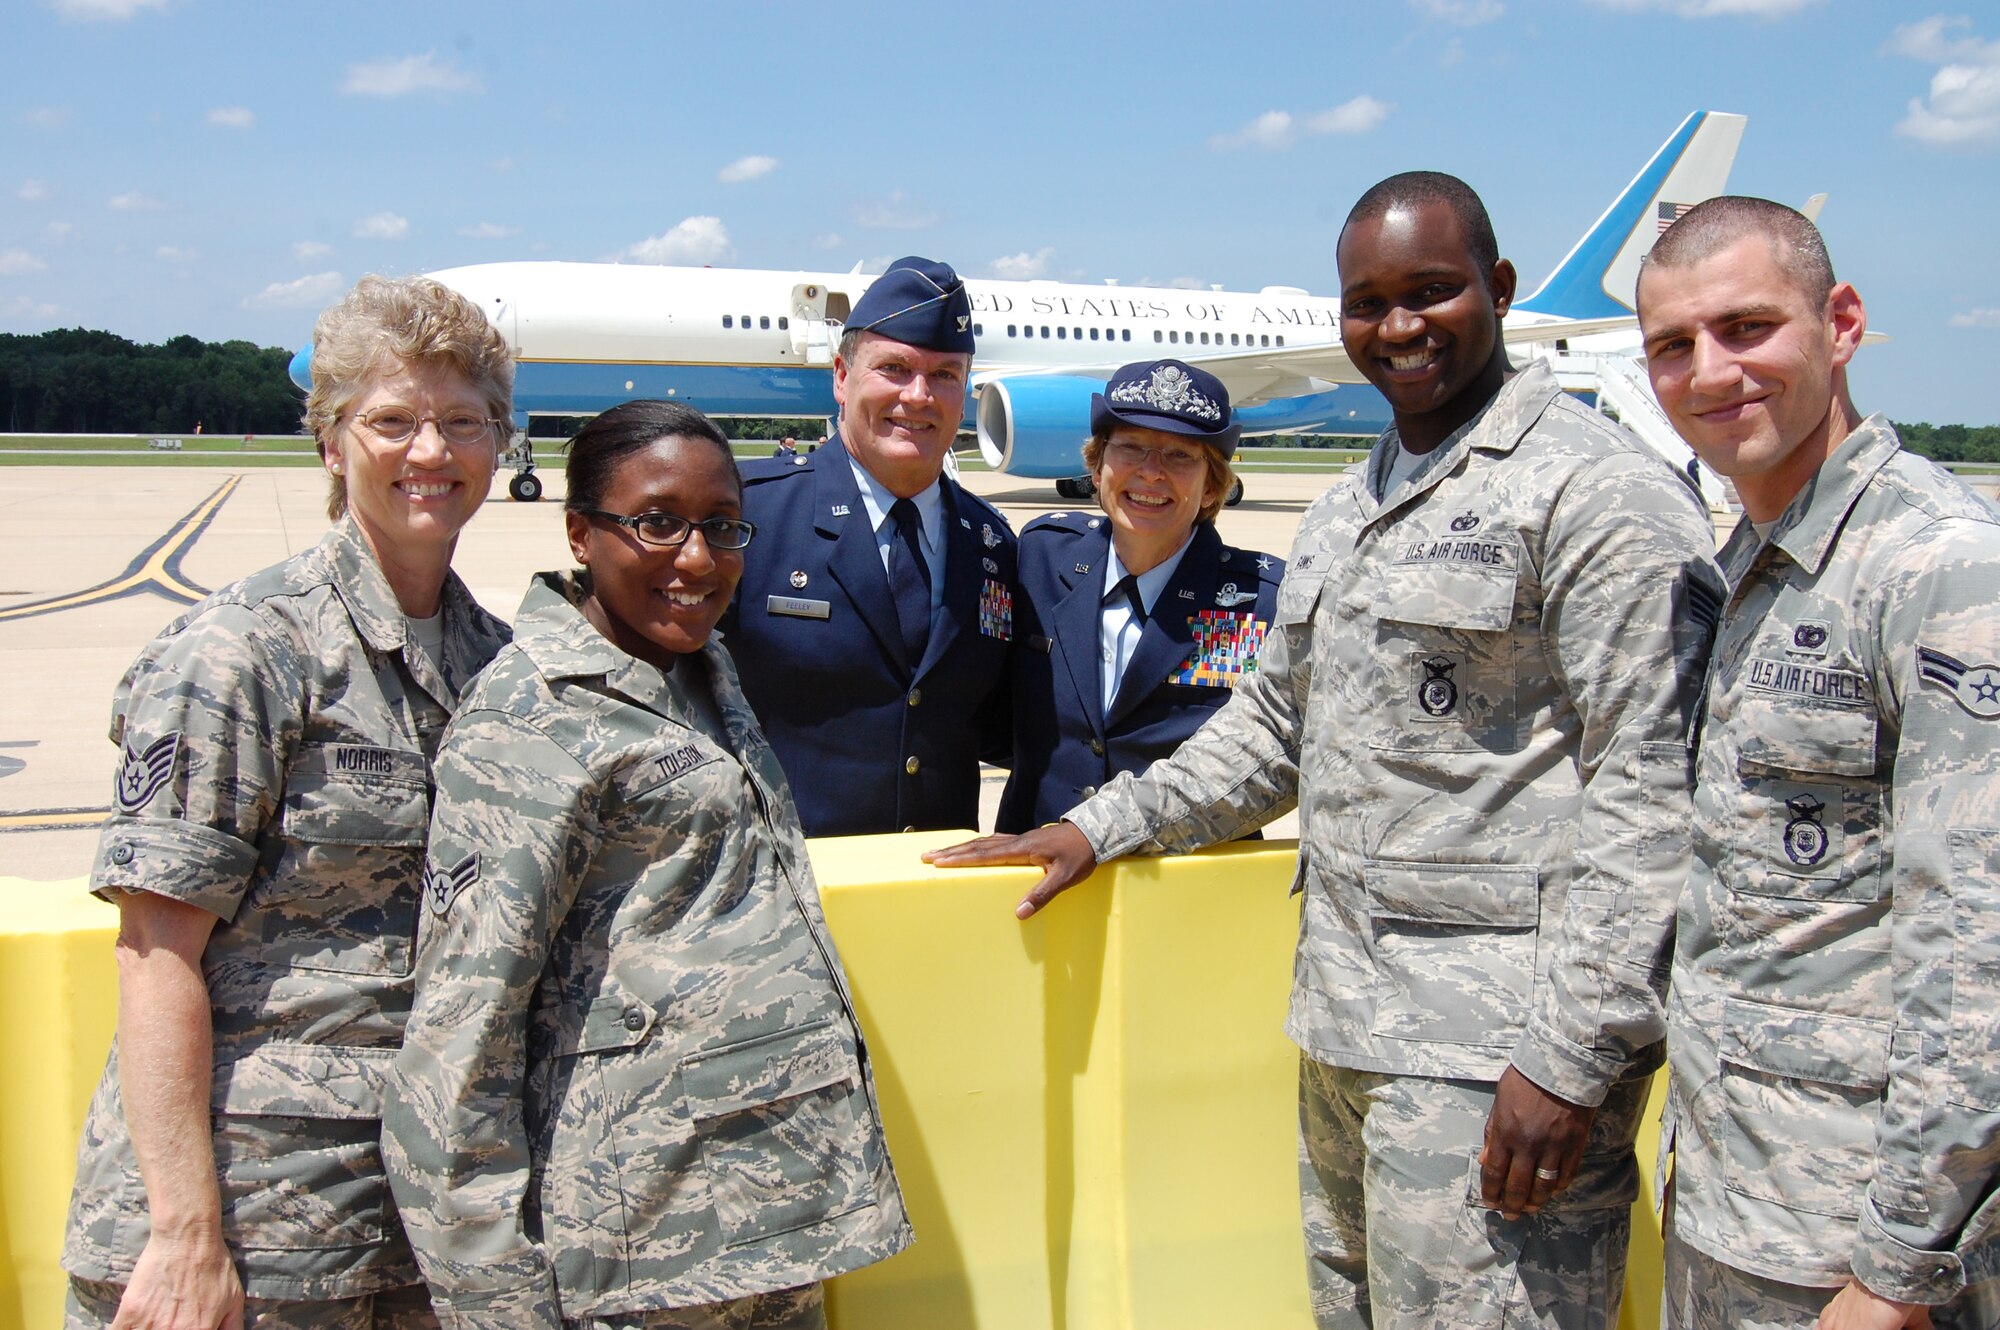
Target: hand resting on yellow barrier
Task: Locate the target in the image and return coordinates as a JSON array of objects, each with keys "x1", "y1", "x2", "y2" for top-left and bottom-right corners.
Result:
[{"x1": 921, "y1": 821, "x2": 1100, "y2": 919}]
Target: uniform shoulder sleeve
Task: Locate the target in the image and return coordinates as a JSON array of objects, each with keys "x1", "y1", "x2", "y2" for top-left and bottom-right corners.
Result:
[{"x1": 93, "y1": 596, "x2": 312, "y2": 920}]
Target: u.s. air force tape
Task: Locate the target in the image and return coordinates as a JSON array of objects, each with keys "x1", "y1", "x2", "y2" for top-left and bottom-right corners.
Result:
[{"x1": 768, "y1": 595, "x2": 831, "y2": 620}]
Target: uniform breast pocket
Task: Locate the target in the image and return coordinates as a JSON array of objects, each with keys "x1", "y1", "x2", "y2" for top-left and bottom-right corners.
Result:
[
  {"x1": 264, "y1": 743, "x2": 430, "y2": 976},
  {"x1": 681, "y1": 1021, "x2": 874, "y2": 1247},
  {"x1": 1716, "y1": 997, "x2": 1888, "y2": 1220},
  {"x1": 1363, "y1": 858, "x2": 1538, "y2": 1049},
  {"x1": 1370, "y1": 562, "x2": 1520, "y2": 754},
  {"x1": 1733, "y1": 695, "x2": 1882, "y2": 902}
]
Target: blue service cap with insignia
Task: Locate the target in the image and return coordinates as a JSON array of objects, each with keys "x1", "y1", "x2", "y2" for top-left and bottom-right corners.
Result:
[
  {"x1": 1091, "y1": 358, "x2": 1241, "y2": 459},
  {"x1": 846, "y1": 256, "x2": 976, "y2": 354}
]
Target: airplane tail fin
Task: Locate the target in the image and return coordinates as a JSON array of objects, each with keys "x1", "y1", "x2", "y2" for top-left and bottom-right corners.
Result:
[{"x1": 1513, "y1": 110, "x2": 1747, "y2": 320}]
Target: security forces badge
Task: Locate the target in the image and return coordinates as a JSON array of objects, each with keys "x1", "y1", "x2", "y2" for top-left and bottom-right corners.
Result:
[
  {"x1": 1782, "y1": 793, "x2": 1830, "y2": 868},
  {"x1": 1417, "y1": 655, "x2": 1458, "y2": 718},
  {"x1": 424, "y1": 852, "x2": 480, "y2": 916},
  {"x1": 1917, "y1": 644, "x2": 2000, "y2": 719}
]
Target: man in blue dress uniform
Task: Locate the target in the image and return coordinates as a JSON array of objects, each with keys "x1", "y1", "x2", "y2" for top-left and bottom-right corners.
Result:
[
  {"x1": 997, "y1": 359, "x2": 1283, "y2": 833},
  {"x1": 722, "y1": 256, "x2": 1019, "y2": 836}
]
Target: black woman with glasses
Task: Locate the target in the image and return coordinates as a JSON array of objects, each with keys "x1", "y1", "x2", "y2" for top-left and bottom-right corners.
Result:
[
  {"x1": 384, "y1": 399, "x2": 910, "y2": 1330},
  {"x1": 994, "y1": 358, "x2": 1285, "y2": 833},
  {"x1": 62, "y1": 275, "x2": 515, "y2": 1330}
]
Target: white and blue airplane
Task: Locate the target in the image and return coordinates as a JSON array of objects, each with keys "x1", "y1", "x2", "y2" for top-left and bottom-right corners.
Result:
[{"x1": 289, "y1": 110, "x2": 1747, "y2": 501}]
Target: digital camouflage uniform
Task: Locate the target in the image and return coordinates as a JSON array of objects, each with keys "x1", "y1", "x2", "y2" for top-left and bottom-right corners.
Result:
[
  {"x1": 1665, "y1": 417, "x2": 2000, "y2": 1326},
  {"x1": 384, "y1": 571, "x2": 910, "y2": 1330},
  {"x1": 1063, "y1": 364, "x2": 1724, "y2": 1328},
  {"x1": 62, "y1": 516, "x2": 510, "y2": 1307}
]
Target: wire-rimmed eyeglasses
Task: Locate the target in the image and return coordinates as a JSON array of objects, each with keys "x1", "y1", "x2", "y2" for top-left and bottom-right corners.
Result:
[{"x1": 346, "y1": 406, "x2": 503, "y2": 446}]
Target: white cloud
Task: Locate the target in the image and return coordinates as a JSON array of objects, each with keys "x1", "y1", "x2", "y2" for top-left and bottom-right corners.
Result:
[
  {"x1": 108, "y1": 191, "x2": 165, "y2": 211},
  {"x1": 852, "y1": 191, "x2": 943, "y2": 230},
  {"x1": 717, "y1": 155, "x2": 778, "y2": 184},
  {"x1": 457, "y1": 221, "x2": 520, "y2": 239},
  {"x1": 43, "y1": 221, "x2": 75, "y2": 243},
  {"x1": 206, "y1": 105, "x2": 255, "y2": 130},
  {"x1": 293, "y1": 239, "x2": 330, "y2": 260},
  {"x1": 156, "y1": 245, "x2": 196, "y2": 262},
  {"x1": 1584, "y1": 0, "x2": 1817, "y2": 14},
  {"x1": 0, "y1": 249, "x2": 49, "y2": 275},
  {"x1": 18, "y1": 179, "x2": 50, "y2": 202},
  {"x1": 1211, "y1": 95, "x2": 1393, "y2": 150},
  {"x1": 341, "y1": 52, "x2": 481, "y2": 99},
  {"x1": 810, "y1": 232, "x2": 845, "y2": 250},
  {"x1": 621, "y1": 216, "x2": 732, "y2": 265},
  {"x1": 245, "y1": 271, "x2": 345, "y2": 309},
  {"x1": 1950, "y1": 308, "x2": 2000, "y2": 328},
  {"x1": 353, "y1": 211, "x2": 409, "y2": 240},
  {"x1": 48, "y1": 0, "x2": 168, "y2": 19},
  {"x1": 1135, "y1": 276, "x2": 1211, "y2": 291},
  {"x1": 0, "y1": 296, "x2": 60, "y2": 320},
  {"x1": 1411, "y1": 0, "x2": 1503, "y2": 24},
  {"x1": 1892, "y1": 17, "x2": 2000, "y2": 147},
  {"x1": 990, "y1": 247, "x2": 1055, "y2": 280},
  {"x1": 25, "y1": 106, "x2": 71, "y2": 128}
]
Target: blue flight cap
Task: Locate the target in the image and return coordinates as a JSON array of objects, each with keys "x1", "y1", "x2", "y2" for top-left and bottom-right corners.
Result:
[
  {"x1": 1090, "y1": 359, "x2": 1241, "y2": 459},
  {"x1": 846, "y1": 256, "x2": 976, "y2": 355}
]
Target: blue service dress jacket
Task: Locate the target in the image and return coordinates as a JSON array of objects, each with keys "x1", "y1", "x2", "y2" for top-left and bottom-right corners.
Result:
[
  {"x1": 996, "y1": 513, "x2": 1283, "y2": 834},
  {"x1": 721, "y1": 448, "x2": 1019, "y2": 836}
]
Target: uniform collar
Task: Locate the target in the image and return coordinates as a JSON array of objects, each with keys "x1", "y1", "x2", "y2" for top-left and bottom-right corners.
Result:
[
  {"x1": 1365, "y1": 363, "x2": 1559, "y2": 524},
  {"x1": 844, "y1": 445, "x2": 944, "y2": 555},
  {"x1": 1758, "y1": 415, "x2": 1903, "y2": 578},
  {"x1": 512, "y1": 568, "x2": 712, "y2": 709},
  {"x1": 1101, "y1": 529, "x2": 1196, "y2": 614}
]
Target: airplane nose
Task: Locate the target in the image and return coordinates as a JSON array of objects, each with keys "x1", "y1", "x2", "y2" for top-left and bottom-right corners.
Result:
[{"x1": 288, "y1": 342, "x2": 314, "y2": 393}]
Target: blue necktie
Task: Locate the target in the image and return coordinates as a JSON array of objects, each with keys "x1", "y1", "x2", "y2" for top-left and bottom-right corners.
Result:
[{"x1": 889, "y1": 498, "x2": 932, "y2": 668}]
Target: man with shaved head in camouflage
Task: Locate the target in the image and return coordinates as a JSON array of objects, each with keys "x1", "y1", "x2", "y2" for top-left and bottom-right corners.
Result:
[{"x1": 1640, "y1": 196, "x2": 2000, "y2": 1330}]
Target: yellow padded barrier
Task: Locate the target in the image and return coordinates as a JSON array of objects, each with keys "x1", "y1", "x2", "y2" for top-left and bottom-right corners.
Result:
[{"x1": 1, "y1": 843, "x2": 1666, "y2": 1330}]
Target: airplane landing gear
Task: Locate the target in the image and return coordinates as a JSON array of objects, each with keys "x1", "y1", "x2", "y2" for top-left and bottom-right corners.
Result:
[
  {"x1": 1054, "y1": 475, "x2": 1096, "y2": 502},
  {"x1": 509, "y1": 470, "x2": 543, "y2": 502},
  {"x1": 501, "y1": 432, "x2": 542, "y2": 501}
]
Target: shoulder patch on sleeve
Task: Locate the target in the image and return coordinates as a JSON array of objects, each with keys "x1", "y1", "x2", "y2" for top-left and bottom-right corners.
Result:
[
  {"x1": 115, "y1": 733, "x2": 180, "y2": 814},
  {"x1": 424, "y1": 852, "x2": 480, "y2": 916}
]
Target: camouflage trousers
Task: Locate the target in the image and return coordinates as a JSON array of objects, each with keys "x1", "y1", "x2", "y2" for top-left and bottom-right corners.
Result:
[
  {"x1": 1662, "y1": 1214, "x2": 2000, "y2": 1330},
  {"x1": 571, "y1": 1283, "x2": 824, "y2": 1330},
  {"x1": 1299, "y1": 1060, "x2": 1647, "y2": 1330},
  {"x1": 66, "y1": 1277, "x2": 438, "y2": 1329}
]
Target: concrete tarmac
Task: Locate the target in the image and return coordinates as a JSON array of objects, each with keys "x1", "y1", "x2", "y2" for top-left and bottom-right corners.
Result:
[{"x1": 0, "y1": 463, "x2": 1346, "y2": 883}]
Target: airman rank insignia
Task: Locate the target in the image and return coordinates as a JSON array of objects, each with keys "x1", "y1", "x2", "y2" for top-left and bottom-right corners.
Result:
[
  {"x1": 1215, "y1": 582, "x2": 1256, "y2": 608},
  {"x1": 1417, "y1": 655, "x2": 1459, "y2": 717},
  {"x1": 1169, "y1": 610, "x2": 1267, "y2": 687},
  {"x1": 425, "y1": 852, "x2": 479, "y2": 916},
  {"x1": 980, "y1": 578, "x2": 1013, "y2": 640},
  {"x1": 116, "y1": 733, "x2": 179, "y2": 814},
  {"x1": 1450, "y1": 511, "x2": 1480, "y2": 532},
  {"x1": 982, "y1": 523, "x2": 1000, "y2": 548},
  {"x1": 1916, "y1": 645, "x2": 2000, "y2": 719},
  {"x1": 1782, "y1": 794, "x2": 1830, "y2": 867},
  {"x1": 1790, "y1": 620, "x2": 1830, "y2": 654}
]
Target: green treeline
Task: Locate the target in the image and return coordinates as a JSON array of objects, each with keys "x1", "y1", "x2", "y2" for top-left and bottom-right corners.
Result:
[
  {"x1": 0, "y1": 330, "x2": 304, "y2": 435},
  {"x1": 1895, "y1": 422, "x2": 2000, "y2": 464},
  {"x1": 2, "y1": 329, "x2": 1996, "y2": 460}
]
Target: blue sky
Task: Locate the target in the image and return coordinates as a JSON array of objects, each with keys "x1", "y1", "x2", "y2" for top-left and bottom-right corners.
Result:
[{"x1": 6, "y1": 0, "x2": 1999, "y2": 425}]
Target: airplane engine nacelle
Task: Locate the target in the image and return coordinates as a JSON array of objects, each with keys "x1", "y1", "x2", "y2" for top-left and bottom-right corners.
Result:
[{"x1": 974, "y1": 376, "x2": 1102, "y2": 479}]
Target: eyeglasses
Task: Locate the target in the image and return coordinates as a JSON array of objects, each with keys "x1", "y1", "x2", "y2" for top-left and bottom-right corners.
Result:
[
  {"x1": 579, "y1": 509, "x2": 757, "y2": 550},
  {"x1": 1104, "y1": 440, "x2": 1209, "y2": 473},
  {"x1": 348, "y1": 406, "x2": 502, "y2": 446}
]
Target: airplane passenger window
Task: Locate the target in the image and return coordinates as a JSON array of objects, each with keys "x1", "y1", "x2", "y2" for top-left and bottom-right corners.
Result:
[
  {"x1": 760, "y1": 316, "x2": 770, "y2": 330},
  {"x1": 1008, "y1": 325, "x2": 1018, "y2": 337},
  {"x1": 723, "y1": 315, "x2": 733, "y2": 328},
  {"x1": 975, "y1": 323, "x2": 984, "y2": 336},
  {"x1": 1073, "y1": 328, "x2": 1082, "y2": 340},
  {"x1": 1231, "y1": 334, "x2": 1240, "y2": 346},
  {"x1": 1154, "y1": 331, "x2": 1163, "y2": 343},
  {"x1": 1122, "y1": 330, "x2": 1131, "y2": 342},
  {"x1": 778, "y1": 317, "x2": 788, "y2": 330},
  {"x1": 741, "y1": 314, "x2": 751, "y2": 328},
  {"x1": 1200, "y1": 332, "x2": 1209, "y2": 345},
  {"x1": 1057, "y1": 327, "x2": 1066, "y2": 339},
  {"x1": 1041, "y1": 326, "x2": 1050, "y2": 337},
  {"x1": 1089, "y1": 329, "x2": 1098, "y2": 340},
  {"x1": 1169, "y1": 331, "x2": 1179, "y2": 344},
  {"x1": 1276, "y1": 336, "x2": 1285, "y2": 346}
]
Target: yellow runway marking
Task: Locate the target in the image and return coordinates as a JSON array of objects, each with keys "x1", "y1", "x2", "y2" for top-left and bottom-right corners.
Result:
[
  {"x1": 0, "y1": 808, "x2": 107, "y2": 832},
  {"x1": 0, "y1": 475, "x2": 242, "y2": 622}
]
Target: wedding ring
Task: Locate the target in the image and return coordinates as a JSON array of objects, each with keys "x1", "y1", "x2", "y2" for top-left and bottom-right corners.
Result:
[{"x1": 1534, "y1": 1167, "x2": 1561, "y2": 1181}]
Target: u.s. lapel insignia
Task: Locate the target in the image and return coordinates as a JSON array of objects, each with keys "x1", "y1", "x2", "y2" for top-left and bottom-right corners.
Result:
[{"x1": 831, "y1": 504, "x2": 851, "y2": 517}]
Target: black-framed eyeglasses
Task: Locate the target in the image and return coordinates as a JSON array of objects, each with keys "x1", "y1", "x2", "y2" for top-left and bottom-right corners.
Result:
[
  {"x1": 347, "y1": 406, "x2": 502, "y2": 446},
  {"x1": 579, "y1": 509, "x2": 757, "y2": 550}
]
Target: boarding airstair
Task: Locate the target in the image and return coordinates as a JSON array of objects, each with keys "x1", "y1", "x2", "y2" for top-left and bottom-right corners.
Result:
[{"x1": 1590, "y1": 352, "x2": 1741, "y2": 518}]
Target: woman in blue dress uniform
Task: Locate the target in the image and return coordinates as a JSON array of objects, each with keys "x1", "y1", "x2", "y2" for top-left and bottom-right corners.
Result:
[{"x1": 996, "y1": 359, "x2": 1283, "y2": 833}]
